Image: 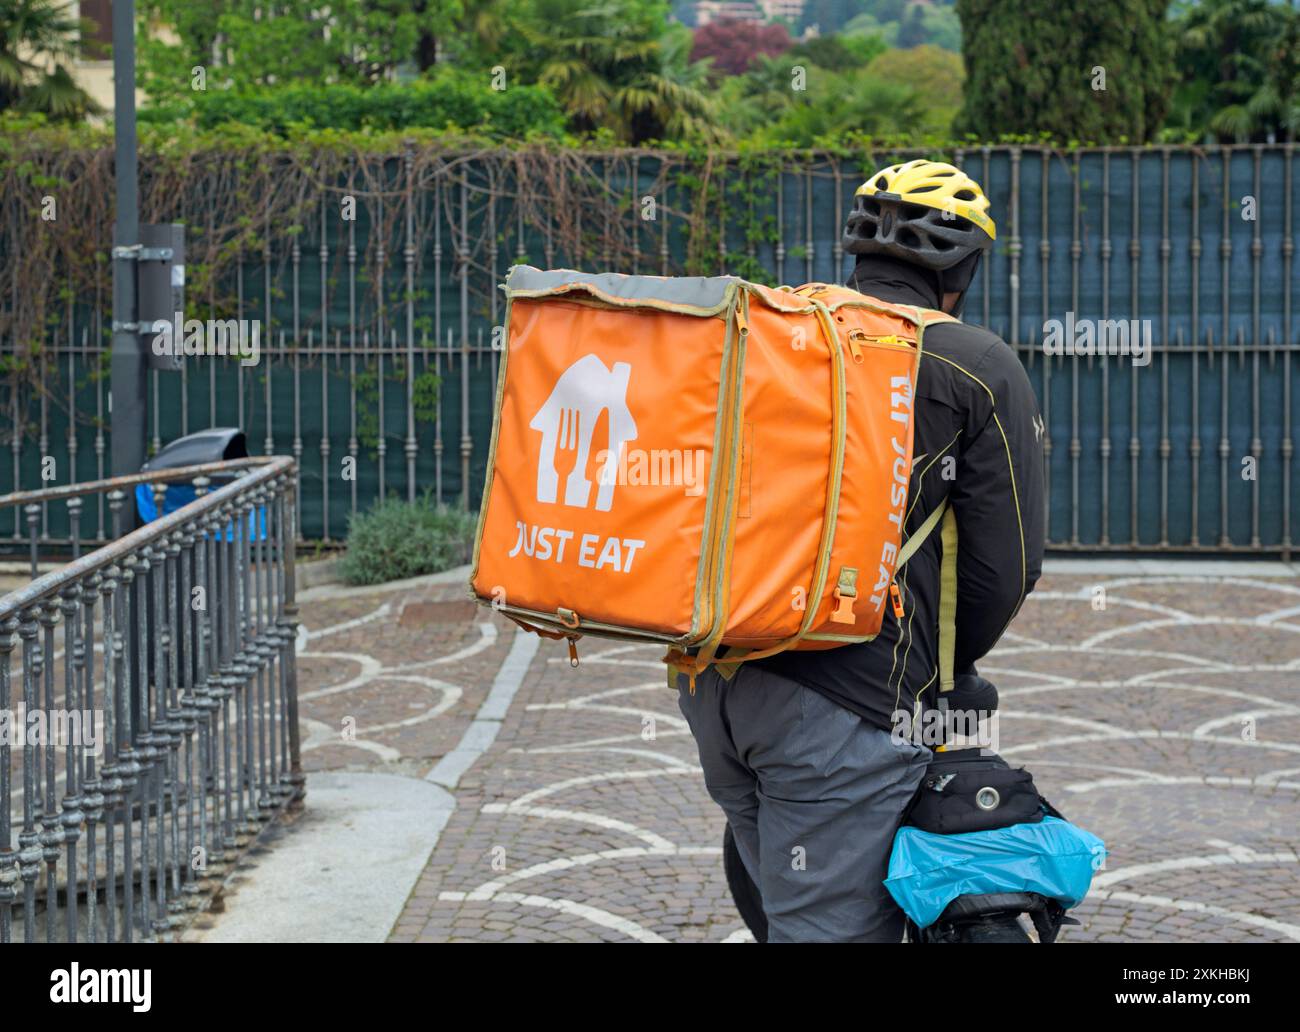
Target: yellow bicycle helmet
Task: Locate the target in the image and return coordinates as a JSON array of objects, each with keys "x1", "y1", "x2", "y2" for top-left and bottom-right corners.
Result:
[{"x1": 844, "y1": 160, "x2": 996, "y2": 271}]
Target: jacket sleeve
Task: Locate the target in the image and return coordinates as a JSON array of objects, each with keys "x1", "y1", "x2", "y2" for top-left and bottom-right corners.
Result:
[{"x1": 948, "y1": 339, "x2": 1045, "y2": 674}]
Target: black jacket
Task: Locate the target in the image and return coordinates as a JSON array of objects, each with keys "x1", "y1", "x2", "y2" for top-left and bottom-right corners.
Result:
[{"x1": 751, "y1": 256, "x2": 1046, "y2": 733}]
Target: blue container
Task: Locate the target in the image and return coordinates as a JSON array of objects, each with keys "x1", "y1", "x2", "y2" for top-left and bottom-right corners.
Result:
[
  {"x1": 135, "y1": 482, "x2": 267, "y2": 541},
  {"x1": 885, "y1": 816, "x2": 1107, "y2": 930}
]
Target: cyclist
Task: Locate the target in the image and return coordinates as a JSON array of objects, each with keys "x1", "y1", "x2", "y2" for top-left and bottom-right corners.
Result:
[{"x1": 677, "y1": 160, "x2": 1046, "y2": 942}]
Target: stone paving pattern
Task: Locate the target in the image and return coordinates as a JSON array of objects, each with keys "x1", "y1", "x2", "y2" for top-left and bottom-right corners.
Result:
[{"x1": 292, "y1": 570, "x2": 1300, "y2": 942}]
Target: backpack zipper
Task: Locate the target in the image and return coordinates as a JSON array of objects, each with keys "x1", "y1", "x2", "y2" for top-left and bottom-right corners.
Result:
[{"x1": 845, "y1": 329, "x2": 913, "y2": 364}]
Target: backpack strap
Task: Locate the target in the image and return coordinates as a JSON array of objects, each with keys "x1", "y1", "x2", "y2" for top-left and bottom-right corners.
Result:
[
  {"x1": 896, "y1": 496, "x2": 947, "y2": 567},
  {"x1": 937, "y1": 505, "x2": 958, "y2": 693},
  {"x1": 908, "y1": 305, "x2": 959, "y2": 693},
  {"x1": 894, "y1": 497, "x2": 957, "y2": 694},
  {"x1": 915, "y1": 306, "x2": 959, "y2": 327}
]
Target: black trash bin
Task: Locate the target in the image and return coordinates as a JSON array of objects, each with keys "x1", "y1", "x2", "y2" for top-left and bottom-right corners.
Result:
[
  {"x1": 129, "y1": 428, "x2": 255, "y2": 741},
  {"x1": 134, "y1": 427, "x2": 249, "y2": 523}
]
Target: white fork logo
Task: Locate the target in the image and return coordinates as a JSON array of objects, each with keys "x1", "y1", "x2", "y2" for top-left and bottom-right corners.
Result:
[{"x1": 530, "y1": 354, "x2": 637, "y2": 511}]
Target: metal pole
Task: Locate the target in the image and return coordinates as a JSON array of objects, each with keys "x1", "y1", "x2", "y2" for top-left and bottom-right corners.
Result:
[{"x1": 111, "y1": 0, "x2": 144, "y2": 526}]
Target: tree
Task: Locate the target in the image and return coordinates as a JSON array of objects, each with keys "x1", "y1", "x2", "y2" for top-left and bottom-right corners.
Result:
[
  {"x1": 865, "y1": 44, "x2": 963, "y2": 132},
  {"x1": 135, "y1": 0, "x2": 715, "y2": 145},
  {"x1": 437, "y1": 0, "x2": 522, "y2": 69},
  {"x1": 799, "y1": 0, "x2": 874, "y2": 35},
  {"x1": 0, "y1": 0, "x2": 99, "y2": 118},
  {"x1": 514, "y1": 0, "x2": 714, "y2": 143},
  {"x1": 895, "y1": 2, "x2": 927, "y2": 48},
  {"x1": 844, "y1": 13, "x2": 898, "y2": 45},
  {"x1": 759, "y1": 65, "x2": 924, "y2": 145},
  {"x1": 955, "y1": 0, "x2": 1174, "y2": 143},
  {"x1": 137, "y1": 0, "x2": 464, "y2": 99},
  {"x1": 714, "y1": 53, "x2": 924, "y2": 145},
  {"x1": 915, "y1": 2, "x2": 961, "y2": 51},
  {"x1": 785, "y1": 31, "x2": 887, "y2": 72},
  {"x1": 690, "y1": 18, "x2": 791, "y2": 77},
  {"x1": 1165, "y1": 0, "x2": 1300, "y2": 142},
  {"x1": 839, "y1": 1, "x2": 960, "y2": 52}
]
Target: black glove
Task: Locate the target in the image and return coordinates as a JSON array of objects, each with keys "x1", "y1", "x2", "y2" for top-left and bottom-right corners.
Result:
[{"x1": 944, "y1": 671, "x2": 998, "y2": 716}]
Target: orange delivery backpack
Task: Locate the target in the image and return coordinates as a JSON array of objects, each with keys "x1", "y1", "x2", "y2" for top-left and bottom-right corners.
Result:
[{"x1": 469, "y1": 266, "x2": 957, "y2": 689}]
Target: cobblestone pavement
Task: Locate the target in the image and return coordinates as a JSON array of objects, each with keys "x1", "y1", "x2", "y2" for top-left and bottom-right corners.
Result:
[
  {"x1": 294, "y1": 573, "x2": 512, "y2": 780},
  {"x1": 293, "y1": 567, "x2": 1300, "y2": 943}
]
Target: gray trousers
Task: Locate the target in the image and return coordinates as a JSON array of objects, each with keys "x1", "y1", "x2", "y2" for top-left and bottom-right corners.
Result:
[{"x1": 678, "y1": 664, "x2": 929, "y2": 942}]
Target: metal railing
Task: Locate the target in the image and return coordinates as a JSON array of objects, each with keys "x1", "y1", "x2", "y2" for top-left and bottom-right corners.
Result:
[{"x1": 0, "y1": 456, "x2": 303, "y2": 942}]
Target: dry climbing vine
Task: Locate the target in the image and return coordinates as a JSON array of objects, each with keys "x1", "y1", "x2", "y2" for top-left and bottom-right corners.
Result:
[{"x1": 0, "y1": 122, "x2": 934, "y2": 447}]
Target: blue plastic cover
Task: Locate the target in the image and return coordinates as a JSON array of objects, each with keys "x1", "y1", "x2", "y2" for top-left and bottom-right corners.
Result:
[
  {"x1": 135, "y1": 483, "x2": 267, "y2": 541},
  {"x1": 136, "y1": 482, "x2": 196, "y2": 522},
  {"x1": 884, "y1": 816, "x2": 1107, "y2": 929}
]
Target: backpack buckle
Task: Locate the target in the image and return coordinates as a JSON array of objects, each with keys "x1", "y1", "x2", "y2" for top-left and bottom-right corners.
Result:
[{"x1": 830, "y1": 566, "x2": 858, "y2": 624}]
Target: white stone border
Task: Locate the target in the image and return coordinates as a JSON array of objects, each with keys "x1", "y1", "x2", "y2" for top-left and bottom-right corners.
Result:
[{"x1": 425, "y1": 628, "x2": 540, "y2": 789}]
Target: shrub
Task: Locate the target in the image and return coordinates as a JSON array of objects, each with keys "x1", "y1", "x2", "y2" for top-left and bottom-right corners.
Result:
[
  {"x1": 338, "y1": 493, "x2": 476, "y2": 586},
  {"x1": 139, "y1": 68, "x2": 566, "y2": 139}
]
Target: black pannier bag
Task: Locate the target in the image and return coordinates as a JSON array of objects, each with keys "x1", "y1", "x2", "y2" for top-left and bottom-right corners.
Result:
[{"x1": 904, "y1": 748, "x2": 1046, "y2": 835}]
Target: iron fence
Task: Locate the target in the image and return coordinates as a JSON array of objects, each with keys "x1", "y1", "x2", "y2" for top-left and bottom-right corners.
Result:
[
  {"x1": 0, "y1": 456, "x2": 303, "y2": 942},
  {"x1": 1, "y1": 145, "x2": 1297, "y2": 553}
]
